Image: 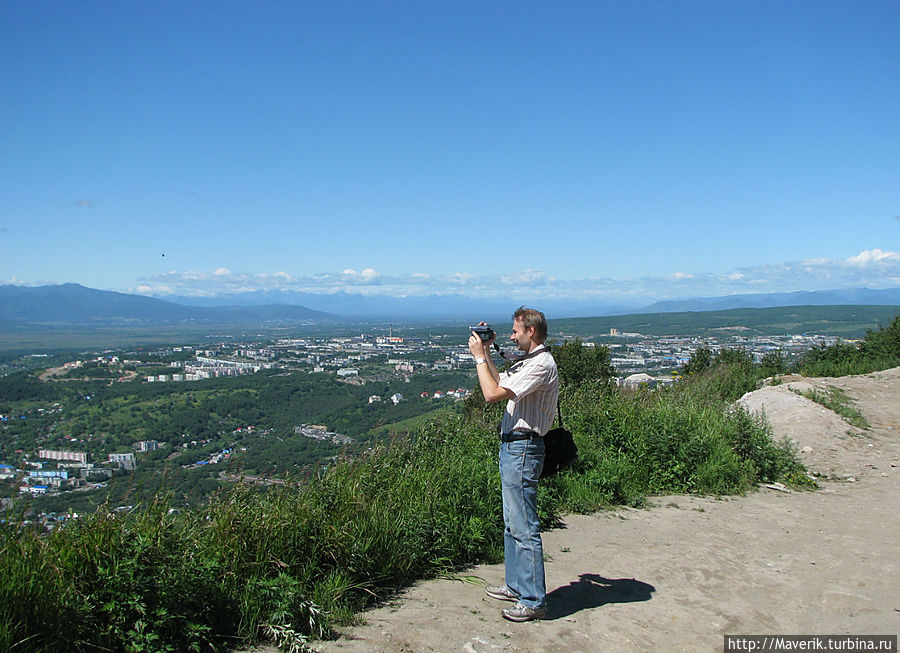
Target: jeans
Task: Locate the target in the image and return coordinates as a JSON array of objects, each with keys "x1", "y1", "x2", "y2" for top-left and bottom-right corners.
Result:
[{"x1": 499, "y1": 433, "x2": 546, "y2": 609}]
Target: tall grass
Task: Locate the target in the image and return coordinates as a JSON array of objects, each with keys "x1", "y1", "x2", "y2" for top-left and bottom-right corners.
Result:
[
  {"x1": 2, "y1": 364, "x2": 805, "y2": 651},
  {"x1": 546, "y1": 383, "x2": 801, "y2": 514}
]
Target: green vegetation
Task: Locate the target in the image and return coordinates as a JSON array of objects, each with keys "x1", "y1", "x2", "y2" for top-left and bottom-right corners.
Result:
[
  {"x1": 791, "y1": 386, "x2": 870, "y2": 430},
  {"x1": 0, "y1": 366, "x2": 471, "y2": 513},
  {"x1": 794, "y1": 313, "x2": 900, "y2": 377},
  {"x1": 550, "y1": 338, "x2": 615, "y2": 388}
]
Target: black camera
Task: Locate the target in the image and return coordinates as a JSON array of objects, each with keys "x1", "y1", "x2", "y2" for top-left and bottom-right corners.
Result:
[{"x1": 470, "y1": 324, "x2": 495, "y2": 341}]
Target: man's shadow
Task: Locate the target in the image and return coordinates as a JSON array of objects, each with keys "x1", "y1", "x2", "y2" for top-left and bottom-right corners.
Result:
[{"x1": 546, "y1": 574, "x2": 655, "y2": 620}]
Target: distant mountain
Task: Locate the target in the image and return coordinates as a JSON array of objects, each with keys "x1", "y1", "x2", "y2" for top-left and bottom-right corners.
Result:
[
  {"x1": 4, "y1": 283, "x2": 899, "y2": 329},
  {"x1": 0, "y1": 284, "x2": 333, "y2": 328},
  {"x1": 166, "y1": 290, "x2": 638, "y2": 321},
  {"x1": 168, "y1": 290, "x2": 510, "y2": 321},
  {"x1": 640, "y1": 288, "x2": 900, "y2": 313},
  {"x1": 164, "y1": 287, "x2": 900, "y2": 320}
]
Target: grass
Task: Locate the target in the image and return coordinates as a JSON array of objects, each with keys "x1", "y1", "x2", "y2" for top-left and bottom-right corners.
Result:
[
  {"x1": 365, "y1": 406, "x2": 447, "y2": 438},
  {"x1": 791, "y1": 385, "x2": 870, "y2": 430}
]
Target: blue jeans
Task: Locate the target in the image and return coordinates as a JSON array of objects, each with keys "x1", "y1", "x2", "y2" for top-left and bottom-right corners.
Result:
[{"x1": 499, "y1": 434, "x2": 546, "y2": 609}]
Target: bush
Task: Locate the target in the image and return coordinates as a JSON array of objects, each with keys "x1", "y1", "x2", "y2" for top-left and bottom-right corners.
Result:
[
  {"x1": 548, "y1": 383, "x2": 799, "y2": 513},
  {"x1": 678, "y1": 348, "x2": 759, "y2": 402}
]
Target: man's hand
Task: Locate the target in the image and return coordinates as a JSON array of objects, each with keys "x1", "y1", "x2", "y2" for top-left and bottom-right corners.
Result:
[
  {"x1": 468, "y1": 333, "x2": 487, "y2": 358},
  {"x1": 469, "y1": 321, "x2": 514, "y2": 403}
]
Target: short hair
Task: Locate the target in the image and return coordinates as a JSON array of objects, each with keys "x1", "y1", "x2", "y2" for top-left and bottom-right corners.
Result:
[{"x1": 513, "y1": 306, "x2": 548, "y2": 343}]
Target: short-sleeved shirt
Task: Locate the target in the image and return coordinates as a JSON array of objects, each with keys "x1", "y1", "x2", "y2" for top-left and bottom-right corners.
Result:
[{"x1": 498, "y1": 345, "x2": 559, "y2": 436}]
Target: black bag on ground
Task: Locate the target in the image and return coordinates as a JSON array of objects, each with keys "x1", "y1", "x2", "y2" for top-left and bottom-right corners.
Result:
[{"x1": 540, "y1": 403, "x2": 577, "y2": 478}]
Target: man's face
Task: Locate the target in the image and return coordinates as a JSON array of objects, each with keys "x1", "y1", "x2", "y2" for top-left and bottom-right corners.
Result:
[{"x1": 510, "y1": 318, "x2": 533, "y2": 351}]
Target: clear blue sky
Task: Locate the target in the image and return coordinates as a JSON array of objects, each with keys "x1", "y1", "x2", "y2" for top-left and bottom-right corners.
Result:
[{"x1": 2, "y1": 1, "x2": 898, "y2": 304}]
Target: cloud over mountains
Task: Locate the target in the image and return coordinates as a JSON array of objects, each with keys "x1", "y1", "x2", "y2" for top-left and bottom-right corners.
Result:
[{"x1": 130, "y1": 249, "x2": 899, "y2": 303}]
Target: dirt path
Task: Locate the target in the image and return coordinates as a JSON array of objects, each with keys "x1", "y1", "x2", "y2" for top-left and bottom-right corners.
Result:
[{"x1": 252, "y1": 368, "x2": 900, "y2": 652}]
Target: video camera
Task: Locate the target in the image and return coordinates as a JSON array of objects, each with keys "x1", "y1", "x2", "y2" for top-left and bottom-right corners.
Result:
[{"x1": 470, "y1": 324, "x2": 495, "y2": 341}]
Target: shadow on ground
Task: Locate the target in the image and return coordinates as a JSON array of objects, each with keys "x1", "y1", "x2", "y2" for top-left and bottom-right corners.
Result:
[{"x1": 546, "y1": 573, "x2": 655, "y2": 620}]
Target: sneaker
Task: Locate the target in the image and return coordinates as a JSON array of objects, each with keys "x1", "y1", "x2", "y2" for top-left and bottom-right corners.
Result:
[
  {"x1": 485, "y1": 585, "x2": 519, "y2": 602},
  {"x1": 501, "y1": 603, "x2": 547, "y2": 622}
]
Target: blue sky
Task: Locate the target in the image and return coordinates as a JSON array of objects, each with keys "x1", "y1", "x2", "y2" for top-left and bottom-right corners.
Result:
[{"x1": 2, "y1": 1, "x2": 898, "y2": 305}]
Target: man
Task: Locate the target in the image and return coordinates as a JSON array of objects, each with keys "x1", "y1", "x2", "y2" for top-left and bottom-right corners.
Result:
[{"x1": 468, "y1": 306, "x2": 559, "y2": 622}]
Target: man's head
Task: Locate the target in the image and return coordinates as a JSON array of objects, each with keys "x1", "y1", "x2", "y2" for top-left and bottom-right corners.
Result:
[{"x1": 511, "y1": 306, "x2": 547, "y2": 351}]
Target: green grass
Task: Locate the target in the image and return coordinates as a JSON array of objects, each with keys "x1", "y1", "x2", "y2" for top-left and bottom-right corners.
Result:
[
  {"x1": 791, "y1": 385, "x2": 870, "y2": 430},
  {"x1": 364, "y1": 406, "x2": 449, "y2": 438}
]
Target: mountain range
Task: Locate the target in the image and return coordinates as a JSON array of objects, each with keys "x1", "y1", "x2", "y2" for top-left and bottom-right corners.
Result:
[
  {"x1": 162, "y1": 286, "x2": 900, "y2": 320},
  {"x1": 1, "y1": 283, "x2": 899, "y2": 328},
  {"x1": 0, "y1": 284, "x2": 331, "y2": 328}
]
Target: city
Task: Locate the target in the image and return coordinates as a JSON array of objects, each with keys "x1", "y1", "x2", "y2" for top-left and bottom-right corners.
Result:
[{"x1": 1, "y1": 321, "x2": 848, "y2": 513}]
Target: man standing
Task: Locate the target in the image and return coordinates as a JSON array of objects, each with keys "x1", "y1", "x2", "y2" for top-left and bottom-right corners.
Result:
[{"x1": 468, "y1": 307, "x2": 559, "y2": 622}]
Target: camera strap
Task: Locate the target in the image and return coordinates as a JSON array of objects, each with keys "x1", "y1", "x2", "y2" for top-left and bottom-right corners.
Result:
[{"x1": 494, "y1": 343, "x2": 549, "y2": 365}]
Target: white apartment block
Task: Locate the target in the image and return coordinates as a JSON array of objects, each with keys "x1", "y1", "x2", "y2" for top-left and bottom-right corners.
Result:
[{"x1": 38, "y1": 449, "x2": 88, "y2": 464}]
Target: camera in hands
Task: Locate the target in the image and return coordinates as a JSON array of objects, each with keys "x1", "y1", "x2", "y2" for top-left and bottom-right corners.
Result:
[{"x1": 470, "y1": 324, "x2": 495, "y2": 341}]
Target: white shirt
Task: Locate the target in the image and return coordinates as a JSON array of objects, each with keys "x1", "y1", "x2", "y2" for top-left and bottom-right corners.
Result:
[{"x1": 498, "y1": 345, "x2": 559, "y2": 436}]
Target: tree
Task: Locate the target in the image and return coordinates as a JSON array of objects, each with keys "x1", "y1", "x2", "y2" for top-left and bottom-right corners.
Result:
[
  {"x1": 759, "y1": 350, "x2": 787, "y2": 377},
  {"x1": 551, "y1": 338, "x2": 615, "y2": 389},
  {"x1": 715, "y1": 347, "x2": 753, "y2": 368},
  {"x1": 681, "y1": 345, "x2": 712, "y2": 376},
  {"x1": 859, "y1": 314, "x2": 900, "y2": 361}
]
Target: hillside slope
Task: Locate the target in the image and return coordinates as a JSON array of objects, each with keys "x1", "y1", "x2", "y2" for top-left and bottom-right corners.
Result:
[{"x1": 289, "y1": 368, "x2": 900, "y2": 652}]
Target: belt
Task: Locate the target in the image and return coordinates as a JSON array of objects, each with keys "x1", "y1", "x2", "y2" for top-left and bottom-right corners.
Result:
[{"x1": 500, "y1": 430, "x2": 540, "y2": 442}]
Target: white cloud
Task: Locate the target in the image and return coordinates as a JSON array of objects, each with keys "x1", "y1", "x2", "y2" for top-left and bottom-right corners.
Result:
[
  {"x1": 845, "y1": 249, "x2": 900, "y2": 266},
  {"x1": 131, "y1": 248, "x2": 900, "y2": 302},
  {"x1": 502, "y1": 269, "x2": 547, "y2": 285}
]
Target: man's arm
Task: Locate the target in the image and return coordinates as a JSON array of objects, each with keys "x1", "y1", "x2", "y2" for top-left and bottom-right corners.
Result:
[{"x1": 469, "y1": 333, "x2": 515, "y2": 404}]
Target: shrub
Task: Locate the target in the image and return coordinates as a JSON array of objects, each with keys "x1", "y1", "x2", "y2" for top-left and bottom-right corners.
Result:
[{"x1": 544, "y1": 381, "x2": 801, "y2": 519}]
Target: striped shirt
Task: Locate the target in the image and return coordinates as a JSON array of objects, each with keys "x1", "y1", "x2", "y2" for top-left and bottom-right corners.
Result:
[{"x1": 498, "y1": 345, "x2": 559, "y2": 436}]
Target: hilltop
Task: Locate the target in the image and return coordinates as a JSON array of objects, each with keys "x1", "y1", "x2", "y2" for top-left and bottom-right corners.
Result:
[{"x1": 297, "y1": 367, "x2": 900, "y2": 652}]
